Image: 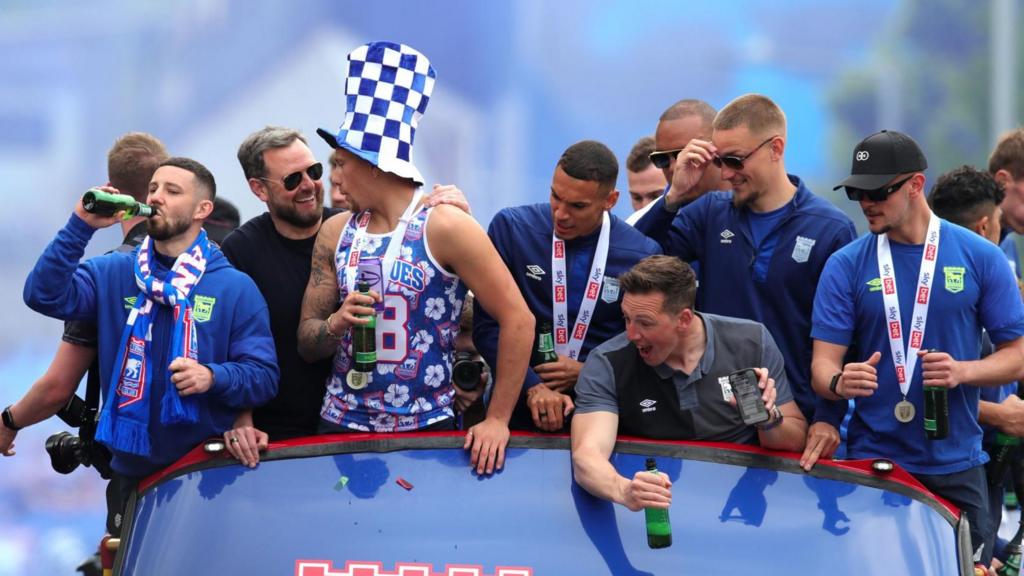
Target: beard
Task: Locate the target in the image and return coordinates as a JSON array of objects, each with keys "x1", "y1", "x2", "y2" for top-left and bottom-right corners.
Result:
[
  {"x1": 268, "y1": 188, "x2": 324, "y2": 228},
  {"x1": 147, "y1": 211, "x2": 191, "y2": 240}
]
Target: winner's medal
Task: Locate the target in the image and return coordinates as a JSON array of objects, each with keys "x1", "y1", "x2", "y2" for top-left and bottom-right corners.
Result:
[
  {"x1": 347, "y1": 370, "x2": 371, "y2": 390},
  {"x1": 877, "y1": 214, "x2": 940, "y2": 431},
  {"x1": 894, "y1": 399, "x2": 915, "y2": 423}
]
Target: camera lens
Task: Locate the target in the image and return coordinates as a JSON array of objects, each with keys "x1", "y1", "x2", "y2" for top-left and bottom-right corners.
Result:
[
  {"x1": 452, "y1": 353, "x2": 482, "y2": 391},
  {"x1": 45, "y1": 431, "x2": 84, "y2": 475}
]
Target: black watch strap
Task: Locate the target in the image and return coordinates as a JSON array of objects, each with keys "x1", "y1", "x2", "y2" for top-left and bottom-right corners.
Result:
[
  {"x1": 828, "y1": 372, "x2": 843, "y2": 398},
  {"x1": 2, "y1": 406, "x2": 22, "y2": 431}
]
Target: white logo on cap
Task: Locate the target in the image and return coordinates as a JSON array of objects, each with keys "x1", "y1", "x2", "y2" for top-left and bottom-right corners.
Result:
[{"x1": 856, "y1": 151, "x2": 870, "y2": 161}]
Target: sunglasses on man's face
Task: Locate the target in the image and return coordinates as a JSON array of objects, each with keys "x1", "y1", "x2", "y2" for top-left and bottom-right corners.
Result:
[
  {"x1": 844, "y1": 176, "x2": 913, "y2": 202},
  {"x1": 648, "y1": 148, "x2": 684, "y2": 170},
  {"x1": 259, "y1": 162, "x2": 324, "y2": 191},
  {"x1": 711, "y1": 136, "x2": 776, "y2": 171}
]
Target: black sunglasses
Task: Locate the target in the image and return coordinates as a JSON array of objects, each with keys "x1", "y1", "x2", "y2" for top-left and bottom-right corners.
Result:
[
  {"x1": 844, "y1": 175, "x2": 913, "y2": 202},
  {"x1": 712, "y1": 136, "x2": 776, "y2": 171},
  {"x1": 648, "y1": 148, "x2": 684, "y2": 170},
  {"x1": 259, "y1": 162, "x2": 323, "y2": 191}
]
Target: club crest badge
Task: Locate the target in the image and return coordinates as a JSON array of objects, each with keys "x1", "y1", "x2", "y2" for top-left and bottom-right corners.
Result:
[
  {"x1": 193, "y1": 295, "x2": 216, "y2": 323},
  {"x1": 600, "y1": 277, "x2": 620, "y2": 303},
  {"x1": 943, "y1": 266, "x2": 965, "y2": 294},
  {"x1": 792, "y1": 236, "x2": 816, "y2": 263}
]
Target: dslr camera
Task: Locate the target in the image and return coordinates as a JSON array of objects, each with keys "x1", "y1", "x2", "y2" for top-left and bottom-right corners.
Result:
[
  {"x1": 452, "y1": 352, "x2": 486, "y2": 391},
  {"x1": 45, "y1": 394, "x2": 113, "y2": 479}
]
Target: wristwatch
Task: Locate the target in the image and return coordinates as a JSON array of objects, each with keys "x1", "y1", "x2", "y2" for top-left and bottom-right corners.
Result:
[
  {"x1": 757, "y1": 405, "x2": 784, "y2": 431},
  {"x1": 2, "y1": 406, "x2": 22, "y2": 431},
  {"x1": 828, "y1": 371, "x2": 844, "y2": 398}
]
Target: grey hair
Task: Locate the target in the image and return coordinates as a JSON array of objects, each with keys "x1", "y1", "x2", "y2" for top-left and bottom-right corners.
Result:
[{"x1": 237, "y1": 126, "x2": 308, "y2": 180}]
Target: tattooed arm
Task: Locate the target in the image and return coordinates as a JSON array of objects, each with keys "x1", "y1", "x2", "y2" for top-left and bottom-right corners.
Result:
[{"x1": 297, "y1": 213, "x2": 352, "y2": 362}]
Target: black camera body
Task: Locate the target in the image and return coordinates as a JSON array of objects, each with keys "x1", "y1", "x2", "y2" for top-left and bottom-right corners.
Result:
[
  {"x1": 452, "y1": 352, "x2": 486, "y2": 391},
  {"x1": 45, "y1": 394, "x2": 113, "y2": 479}
]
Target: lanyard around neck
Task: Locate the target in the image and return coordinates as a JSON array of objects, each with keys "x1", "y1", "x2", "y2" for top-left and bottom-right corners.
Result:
[
  {"x1": 551, "y1": 212, "x2": 611, "y2": 360},
  {"x1": 344, "y1": 190, "x2": 425, "y2": 293},
  {"x1": 876, "y1": 213, "x2": 940, "y2": 398}
]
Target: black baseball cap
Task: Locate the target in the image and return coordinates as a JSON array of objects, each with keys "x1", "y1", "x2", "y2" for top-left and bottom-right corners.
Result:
[{"x1": 833, "y1": 130, "x2": 928, "y2": 191}]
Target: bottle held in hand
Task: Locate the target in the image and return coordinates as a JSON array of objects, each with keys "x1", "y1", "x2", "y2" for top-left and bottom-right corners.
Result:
[
  {"x1": 644, "y1": 458, "x2": 672, "y2": 549},
  {"x1": 348, "y1": 277, "x2": 376, "y2": 390},
  {"x1": 82, "y1": 188, "x2": 154, "y2": 219},
  {"x1": 534, "y1": 321, "x2": 559, "y2": 366}
]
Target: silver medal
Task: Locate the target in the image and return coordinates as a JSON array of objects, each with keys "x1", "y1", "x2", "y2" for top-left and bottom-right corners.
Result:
[
  {"x1": 894, "y1": 400, "x2": 915, "y2": 423},
  {"x1": 347, "y1": 370, "x2": 371, "y2": 390}
]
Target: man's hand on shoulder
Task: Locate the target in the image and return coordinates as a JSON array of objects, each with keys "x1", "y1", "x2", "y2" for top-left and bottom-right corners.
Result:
[{"x1": 424, "y1": 183, "x2": 471, "y2": 215}]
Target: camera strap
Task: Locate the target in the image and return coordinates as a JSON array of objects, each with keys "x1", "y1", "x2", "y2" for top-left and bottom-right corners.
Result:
[{"x1": 82, "y1": 361, "x2": 101, "y2": 441}]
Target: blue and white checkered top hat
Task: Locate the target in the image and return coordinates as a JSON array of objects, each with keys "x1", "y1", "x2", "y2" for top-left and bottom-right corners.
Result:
[{"x1": 317, "y1": 41, "x2": 436, "y2": 185}]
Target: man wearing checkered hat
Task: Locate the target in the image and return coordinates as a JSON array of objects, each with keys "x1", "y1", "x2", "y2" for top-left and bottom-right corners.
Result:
[{"x1": 298, "y1": 41, "x2": 533, "y2": 476}]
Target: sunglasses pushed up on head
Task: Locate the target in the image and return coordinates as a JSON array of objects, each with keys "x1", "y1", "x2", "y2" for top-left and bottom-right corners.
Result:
[{"x1": 259, "y1": 162, "x2": 324, "y2": 191}]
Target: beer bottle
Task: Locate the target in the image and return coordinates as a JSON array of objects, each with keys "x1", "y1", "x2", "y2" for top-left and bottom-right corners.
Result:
[
  {"x1": 82, "y1": 189, "x2": 154, "y2": 219},
  {"x1": 988, "y1": 433, "x2": 1020, "y2": 487},
  {"x1": 998, "y1": 518, "x2": 1024, "y2": 575},
  {"x1": 644, "y1": 458, "x2": 672, "y2": 549},
  {"x1": 924, "y1": 386, "x2": 949, "y2": 440},
  {"x1": 534, "y1": 321, "x2": 559, "y2": 365},
  {"x1": 986, "y1": 386, "x2": 1024, "y2": 486},
  {"x1": 352, "y1": 278, "x2": 377, "y2": 373}
]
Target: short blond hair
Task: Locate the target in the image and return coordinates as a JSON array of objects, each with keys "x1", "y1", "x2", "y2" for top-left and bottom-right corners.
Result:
[
  {"x1": 108, "y1": 132, "x2": 168, "y2": 202},
  {"x1": 713, "y1": 94, "x2": 786, "y2": 138}
]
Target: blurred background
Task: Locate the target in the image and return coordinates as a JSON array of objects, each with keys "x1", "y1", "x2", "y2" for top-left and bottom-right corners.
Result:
[{"x1": 1, "y1": 0, "x2": 1020, "y2": 573}]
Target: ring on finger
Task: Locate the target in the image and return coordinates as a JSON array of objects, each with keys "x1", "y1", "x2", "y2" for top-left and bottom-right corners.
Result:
[{"x1": 229, "y1": 437, "x2": 239, "y2": 444}]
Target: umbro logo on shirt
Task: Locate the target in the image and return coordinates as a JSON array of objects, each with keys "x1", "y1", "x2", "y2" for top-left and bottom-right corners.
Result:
[
  {"x1": 526, "y1": 265, "x2": 546, "y2": 281},
  {"x1": 720, "y1": 229, "x2": 734, "y2": 244},
  {"x1": 640, "y1": 399, "x2": 657, "y2": 413}
]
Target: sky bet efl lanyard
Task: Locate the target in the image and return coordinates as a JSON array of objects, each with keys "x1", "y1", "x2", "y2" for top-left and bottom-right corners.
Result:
[
  {"x1": 551, "y1": 211, "x2": 610, "y2": 360},
  {"x1": 876, "y1": 213, "x2": 940, "y2": 409},
  {"x1": 343, "y1": 190, "x2": 425, "y2": 294}
]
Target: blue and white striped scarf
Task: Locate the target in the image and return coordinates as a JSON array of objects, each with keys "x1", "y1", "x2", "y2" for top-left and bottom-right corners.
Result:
[{"x1": 96, "y1": 230, "x2": 211, "y2": 456}]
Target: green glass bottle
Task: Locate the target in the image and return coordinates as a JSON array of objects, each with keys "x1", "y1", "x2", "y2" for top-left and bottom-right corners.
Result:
[
  {"x1": 923, "y1": 386, "x2": 949, "y2": 440},
  {"x1": 988, "y1": 433, "x2": 1020, "y2": 487},
  {"x1": 998, "y1": 518, "x2": 1024, "y2": 575},
  {"x1": 986, "y1": 384, "x2": 1024, "y2": 486},
  {"x1": 82, "y1": 188, "x2": 154, "y2": 219},
  {"x1": 644, "y1": 458, "x2": 672, "y2": 549},
  {"x1": 534, "y1": 321, "x2": 559, "y2": 365},
  {"x1": 352, "y1": 279, "x2": 377, "y2": 373}
]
